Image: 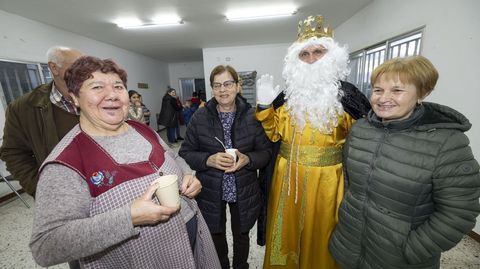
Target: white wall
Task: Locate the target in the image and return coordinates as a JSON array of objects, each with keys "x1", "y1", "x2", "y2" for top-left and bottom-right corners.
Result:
[
  {"x1": 168, "y1": 61, "x2": 204, "y2": 100},
  {"x1": 202, "y1": 43, "x2": 290, "y2": 100},
  {"x1": 0, "y1": 9, "x2": 170, "y2": 134},
  {"x1": 335, "y1": 0, "x2": 480, "y2": 233}
]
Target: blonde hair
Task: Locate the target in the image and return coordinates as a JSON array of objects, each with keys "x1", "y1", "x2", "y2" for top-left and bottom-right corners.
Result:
[{"x1": 371, "y1": 55, "x2": 439, "y2": 98}]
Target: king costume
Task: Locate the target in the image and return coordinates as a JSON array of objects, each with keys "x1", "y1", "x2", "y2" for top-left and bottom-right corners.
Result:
[{"x1": 256, "y1": 15, "x2": 371, "y2": 269}]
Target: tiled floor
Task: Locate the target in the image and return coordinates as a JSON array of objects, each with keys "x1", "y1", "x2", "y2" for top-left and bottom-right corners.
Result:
[
  {"x1": 1, "y1": 192, "x2": 479, "y2": 269},
  {"x1": 0, "y1": 127, "x2": 479, "y2": 268}
]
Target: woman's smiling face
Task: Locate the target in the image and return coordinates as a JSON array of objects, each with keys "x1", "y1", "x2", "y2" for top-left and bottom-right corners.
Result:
[
  {"x1": 370, "y1": 73, "x2": 421, "y2": 122},
  {"x1": 212, "y1": 71, "x2": 239, "y2": 108},
  {"x1": 71, "y1": 71, "x2": 129, "y2": 133}
]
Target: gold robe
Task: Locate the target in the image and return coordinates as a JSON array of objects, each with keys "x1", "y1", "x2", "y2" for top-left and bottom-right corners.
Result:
[{"x1": 256, "y1": 105, "x2": 354, "y2": 269}]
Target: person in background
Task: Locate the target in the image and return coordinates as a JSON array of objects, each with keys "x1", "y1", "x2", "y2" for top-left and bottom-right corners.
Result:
[
  {"x1": 199, "y1": 99, "x2": 206, "y2": 108},
  {"x1": 179, "y1": 65, "x2": 272, "y2": 269},
  {"x1": 0, "y1": 46, "x2": 82, "y2": 198},
  {"x1": 182, "y1": 99, "x2": 196, "y2": 126},
  {"x1": 30, "y1": 56, "x2": 221, "y2": 269},
  {"x1": 255, "y1": 15, "x2": 370, "y2": 268},
  {"x1": 139, "y1": 94, "x2": 151, "y2": 126},
  {"x1": 158, "y1": 87, "x2": 182, "y2": 145},
  {"x1": 127, "y1": 90, "x2": 145, "y2": 123},
  {"x1": 190, "y1": 91, "x2": 201, "y2": 109},
  {"x1": 329, "y1": 56, "x2": 480, "y2": 269},
  {"x1": 175, "y1": 96, "x2": 185, "y2": 141}
]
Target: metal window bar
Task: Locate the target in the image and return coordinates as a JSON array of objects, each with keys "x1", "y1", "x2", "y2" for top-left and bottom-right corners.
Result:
[
  {"x1": 37, "y1": 63, "x2": 53, "y2": 84},
  {"x1": 346, "y1": 55, "x2": 361, "y2": 87},
  {"x1": 0, "y1": 59, "x2": 46, "y2": 106},
  {"x1": 388, "y1": 32, "x2": 422, "y2": 58},
  {"x1": 1, "y1": 68, "x2": 14, "y2": 104},
  {"x1": 179, "y1": 78, "x2": 195, "y2": 102},
  {"x1": 347, "y1": 28, "x2": 423, "y2": 97},
  {"x1": 362, "y1": 45, "x2": 386, "y2": 96},
  {"x1": 346, "y1": 51, "x2": 364, "y2": 90}
]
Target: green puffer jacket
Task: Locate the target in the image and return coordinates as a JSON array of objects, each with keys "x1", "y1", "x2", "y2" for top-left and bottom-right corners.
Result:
[{"x1": 329, "y1": 102, "x2": 480, "y2": 269}]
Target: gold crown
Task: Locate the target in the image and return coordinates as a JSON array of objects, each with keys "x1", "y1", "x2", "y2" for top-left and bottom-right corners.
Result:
[{"x1": 297, "y1": 15, "x2": 333, "y2": 42}]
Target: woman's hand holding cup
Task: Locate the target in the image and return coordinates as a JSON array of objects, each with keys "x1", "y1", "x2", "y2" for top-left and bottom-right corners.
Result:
[
  {"x1": 130, "y1": 182, "x2": 178, "y2": 226},
  {"x1": 206, "y1": 152, "x2": 235, "y2": 171},
  {"x1": 225, "y1": 150, "x2": 250, "y2": 173},
  {"x1": 153, "y1": 175, "x2": 181, "y2": 209}
]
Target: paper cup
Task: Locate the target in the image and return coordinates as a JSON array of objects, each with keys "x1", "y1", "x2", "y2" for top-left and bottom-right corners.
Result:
[
  {"x1": 225, "y1": 148, "x2": 237, "y2": 163},
  {"x1": 154, "y1": 175, "x2": 180, "y2": 208}
]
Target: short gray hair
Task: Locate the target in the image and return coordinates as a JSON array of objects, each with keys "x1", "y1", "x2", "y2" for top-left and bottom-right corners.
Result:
[{"x1": 46, "y1": 46, "x2": 71, "y2": 67}]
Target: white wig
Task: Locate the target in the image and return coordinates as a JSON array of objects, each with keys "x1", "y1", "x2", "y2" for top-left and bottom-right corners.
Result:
[{"x1": 282, "y1": 37, "x2": 350, "y2": 133}]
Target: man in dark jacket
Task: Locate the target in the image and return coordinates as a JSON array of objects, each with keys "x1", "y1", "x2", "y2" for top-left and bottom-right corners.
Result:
[{"x1": 0, "y1": 46, "x2": 82, "y2": 197}]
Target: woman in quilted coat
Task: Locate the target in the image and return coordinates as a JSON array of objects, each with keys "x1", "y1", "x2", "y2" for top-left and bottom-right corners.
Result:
[{"x1": 329, "y1": 56, "x2": 480, "y2": 269}]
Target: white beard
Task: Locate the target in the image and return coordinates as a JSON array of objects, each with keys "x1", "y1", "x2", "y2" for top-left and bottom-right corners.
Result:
[{"x1": 282, "y1": 37, "x2": 350, "y2": 134}]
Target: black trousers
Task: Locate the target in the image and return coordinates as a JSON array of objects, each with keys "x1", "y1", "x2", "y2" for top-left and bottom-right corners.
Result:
[
  {"x1": 68, "y1": 260, "x2": 80, "y2": 269},
  {"x1": 211, "y1": 202, "x2": 250, "y2": 269},
  {"x1": 186, "y1": 214, "x2": 198, "y2": 250}
]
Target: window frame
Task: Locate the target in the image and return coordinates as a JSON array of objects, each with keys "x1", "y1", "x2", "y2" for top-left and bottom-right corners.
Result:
[
  {"x1": 0, "y1": 58, "x2": 51, "y2": 109},
  {"x1": 347, "y1": 27, "x2": 424, "y2": 97}
]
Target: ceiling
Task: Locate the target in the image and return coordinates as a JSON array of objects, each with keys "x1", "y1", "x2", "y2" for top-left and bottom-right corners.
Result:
[{"x1": 0, "y1": 0, "x2": 372, "y2": 63}]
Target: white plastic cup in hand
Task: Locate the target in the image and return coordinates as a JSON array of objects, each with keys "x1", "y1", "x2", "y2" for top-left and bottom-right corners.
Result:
[
  {"x1": 225, "y1": 148, "x2": 237, "y2": 164},
  {"x1": 153, "y1": 175, "x2": 180, "y2": 209}
]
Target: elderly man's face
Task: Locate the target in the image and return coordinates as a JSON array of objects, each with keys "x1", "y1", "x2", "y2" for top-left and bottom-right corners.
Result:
[{"x1": 298, "y1": 44, "x2": 328, "y2": 64}]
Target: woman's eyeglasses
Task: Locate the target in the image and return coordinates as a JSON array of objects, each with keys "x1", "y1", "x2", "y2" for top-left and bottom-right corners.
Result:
[{"x1": 212, "y1": 80, "x2": 236, "y2": 91}]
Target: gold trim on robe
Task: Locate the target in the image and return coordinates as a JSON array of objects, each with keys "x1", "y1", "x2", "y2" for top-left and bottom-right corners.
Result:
[{"x1": 279, "y1": 142, "x2": 342, "y2": 167}]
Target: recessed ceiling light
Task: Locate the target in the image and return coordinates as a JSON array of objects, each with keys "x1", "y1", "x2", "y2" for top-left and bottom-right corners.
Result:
[
  {"x1": 115, "y1": 15, "x2": 183, "y2": 29},
  {"x1": 225, "y1": 5, "x2": 297, "y2": 21},
  {"x1": 151, "y1": 15, "x2": 183, "y2": 26},
  {"x1": 115, "y1": 18, "x2": 144, "y2": 29}
]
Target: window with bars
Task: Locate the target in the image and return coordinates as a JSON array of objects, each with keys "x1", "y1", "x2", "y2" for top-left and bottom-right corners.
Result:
[
  {"x1": 347, "y1": 28, "x2": 423, "y2": 97},
  {"x1": 0, "y1": 59, "x2": 51, "y2": 109},
  {"x1": 179, "y1": 78, "x2": 206, "y2": 103},
  {"x1": 41, "y1": 63, "x2": 52, "y2": 83}
]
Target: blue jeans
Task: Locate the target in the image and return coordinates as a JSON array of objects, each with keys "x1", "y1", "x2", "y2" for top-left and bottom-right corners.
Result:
[{"x1": 166, "y1": 127, "x2": 176, "y2": 143}]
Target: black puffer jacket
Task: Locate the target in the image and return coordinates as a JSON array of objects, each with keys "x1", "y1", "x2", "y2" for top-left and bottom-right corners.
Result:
[
  {"x1": 158, "y1": 94, "x2": 180, "y2": 127},
  {"x1": 179, "y1": 96, "x2": 272, "y2": 233},
  {"x1": 329, "y1": 102, "x2": 480, "y2": 269}
]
